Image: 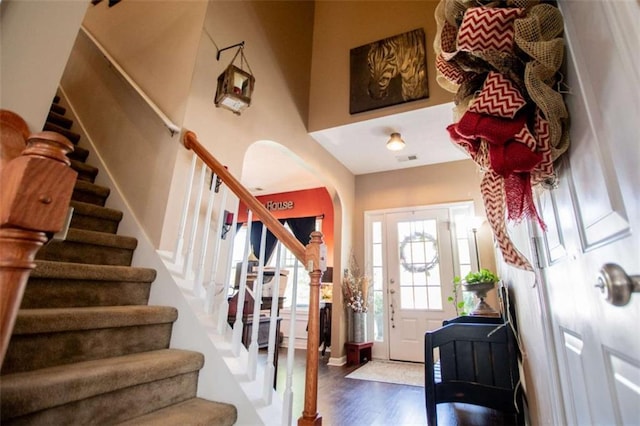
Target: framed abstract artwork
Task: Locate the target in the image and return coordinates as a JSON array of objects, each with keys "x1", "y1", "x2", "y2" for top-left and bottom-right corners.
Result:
[{"x1": 350, "y1": 28, "x2": 429, "y2": 114}]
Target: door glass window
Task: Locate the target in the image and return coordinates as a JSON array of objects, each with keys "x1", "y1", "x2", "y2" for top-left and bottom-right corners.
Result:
[
  {"x1": 397, "y1": 219, "x2": 442, "y2": 310},
  {"x1": 371, "y1": 220, "x2": 384, "y2": 341}
]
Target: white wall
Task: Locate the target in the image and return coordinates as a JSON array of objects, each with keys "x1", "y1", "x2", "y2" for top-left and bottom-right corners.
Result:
[{"x1": 0, "y1": 0, "x2": 88, "y2": 130}]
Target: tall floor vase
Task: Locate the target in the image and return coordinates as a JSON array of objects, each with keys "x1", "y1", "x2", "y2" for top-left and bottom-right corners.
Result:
[{"x1": 352, "y1": 312, "x2": 367, "y2": 343}]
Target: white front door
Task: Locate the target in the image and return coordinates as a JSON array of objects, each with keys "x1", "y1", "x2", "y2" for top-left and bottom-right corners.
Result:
[
  {"x1": 386, "y1": 209, "x2": 456, "y2": 362},
  {"x1": 536, "y1": 1, "x2": 639, "y2": 424}
]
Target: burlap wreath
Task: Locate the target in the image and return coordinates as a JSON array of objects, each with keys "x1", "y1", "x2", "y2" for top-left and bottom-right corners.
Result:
[{"x1": 434, "y1": 0, "x2": 570, "y2": 271}]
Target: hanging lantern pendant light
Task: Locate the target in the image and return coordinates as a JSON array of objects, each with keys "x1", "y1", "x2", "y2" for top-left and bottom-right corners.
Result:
[{"x1": 215, "y1": 42, "x2": 255, "y2": 115}]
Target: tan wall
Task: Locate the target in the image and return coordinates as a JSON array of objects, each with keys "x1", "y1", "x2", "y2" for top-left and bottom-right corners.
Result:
[
  {"x1": 60, "y1": 32, "x2": 179, "y2": 246},
  {"x1": 309, "y1": 0, "x2": 452, "y2": 132},
  {"x1": 172, "y1": 0, "x2": 358, "y2": 360},
  {"x1": 174, "y1": 0, "x2": 356, "y2": 269},
  {"x1": 354, "y1": 159, "x2": 497, "y2": 273},
  {"x1": 4, "y1": 1, "x2": 559, "y2": 422},
  {"x1": 82, "y1": 1, "x2": 208, "y2": 124},
  {"x1": 57, "y1": 1, "x2": 209, "y2": 246}
]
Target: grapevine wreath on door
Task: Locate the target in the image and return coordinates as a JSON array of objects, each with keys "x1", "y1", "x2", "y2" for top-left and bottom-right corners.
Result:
[{"x1": 434, "y1": 0, "x2": 569, "y2": 270}]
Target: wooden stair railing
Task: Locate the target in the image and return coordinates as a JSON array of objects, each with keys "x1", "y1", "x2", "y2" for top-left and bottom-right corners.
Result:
[
  {"x1": 0, "y1": 112, "x2": 77, "y2": 365},
  {"x1": 183, "y1": 130, "x2": 324, "y2": 426}
]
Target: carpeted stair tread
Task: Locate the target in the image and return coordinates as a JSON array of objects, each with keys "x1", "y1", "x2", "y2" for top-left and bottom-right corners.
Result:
[
  {"x1": 23, "y1": 260, "x2": 155, "y2": 308},
  {"x1": 115, "y1": 397, "x2": 237, "y2": 426},
  {"x1": 43, "y1": 121, "x2": 80, "y2": 144},
  {"x1": 50, "y1": 103, "x2": 66, "y2": 115},
  {"x1": 36, "y1": 228, "x2": 137, "y2": 266},
  {"x1": 68, "y1": 144, "x2": 89, "y2": 162},
  {"x1": 31, "y1": 260, "x2": 153, "y2": 281},
  {"x1": 12, "y1": 305, "x2": 177, "y2": 334},
  {"x1": 3, "y1": 306, "x2": 177, "y2": 374},
  {"x1": 69, "y1": 200, "x2": 123, "y2": 234},
  {"x1": 42, "y1": 121, "x2": 80, "y2": 144},
  {"x1": 70, "y1": 158, "x2": 99, "y2": 182},
  {"x1": 0, "y1": 94, "x2": 237, "y2": 425},
  {"x1": 0, "y1": 349, "x2": 204, "y2": 420},
  {"x1": 72, "y1": 179, "x2": 110, "y2": 206},
  {"x1": 42, "y1": 228, "x2": 136, "y2": 249},
  {"x1": 46, "y1": 110, "x2": 73, "y2": 129}
]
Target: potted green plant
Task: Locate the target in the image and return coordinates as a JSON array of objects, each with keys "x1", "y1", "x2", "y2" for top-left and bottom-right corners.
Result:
[
  {"x1": 448, "y1": 276, "x2": 468, "y2": 316},
  {"x1": 457, "y1": 269, "x2": 501, "y2": 317}
]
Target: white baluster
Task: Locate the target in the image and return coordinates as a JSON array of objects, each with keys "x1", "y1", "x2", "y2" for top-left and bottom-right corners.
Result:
[
  {"x1": 216, "y1": 197, "x2": 240, "y2": 333},
  {"x1": 194, "y1": 170, "x2": 217, "y2": 297},
  {"x1": 282, "y1": 257, "x2": 299, "y2": 423},
  {"x1": 248, "y1": 223, "x2": 268, "y2": 380},
  {"x1": 264, "y1": 243, "x2": 284, "y2": 405},
  {"x1": 182, "y1": 162, "x2": 207, "y2": 279},
  {"x1": 205, "y1": 187, "x2": 229, "y2": 315},
  {"x1": 232, "y1": 211, "x2": 253, "y2": 356},
  {"x1": 172, "y1": 152, "x2": 196, "y2": 265}
]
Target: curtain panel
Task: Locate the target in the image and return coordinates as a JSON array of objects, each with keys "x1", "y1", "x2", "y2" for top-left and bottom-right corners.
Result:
[{"x1": 247, "y1": 216, "x2": 317, "y2": 262}]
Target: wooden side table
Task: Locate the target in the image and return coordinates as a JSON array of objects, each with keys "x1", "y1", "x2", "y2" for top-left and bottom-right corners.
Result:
[{"x1": 345, "y1": 341, "x2": 373, "y2": 366}]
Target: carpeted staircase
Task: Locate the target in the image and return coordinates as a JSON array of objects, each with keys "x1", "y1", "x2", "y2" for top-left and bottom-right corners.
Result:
[{"x1": 0, "y1": 97, "x2": 238, "y2": 425}]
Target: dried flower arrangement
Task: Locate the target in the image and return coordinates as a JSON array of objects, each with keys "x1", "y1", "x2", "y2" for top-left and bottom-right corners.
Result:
[{"x1": 342, "y1": 253, "x2": 370, "y2": 313}]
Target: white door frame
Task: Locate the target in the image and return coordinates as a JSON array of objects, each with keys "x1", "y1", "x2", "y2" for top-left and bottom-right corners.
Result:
[{"x1": 365, "y1": 201, "x2": 475, "y2": 361}]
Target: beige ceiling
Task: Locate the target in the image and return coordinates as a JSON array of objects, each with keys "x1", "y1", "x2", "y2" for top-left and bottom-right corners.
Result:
[{"x1": 242, "y1": 102, "x2": 468, "y2": 195}]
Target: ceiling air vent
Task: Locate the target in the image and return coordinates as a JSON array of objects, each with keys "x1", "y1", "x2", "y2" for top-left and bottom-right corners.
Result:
[{"x1": 396, "y1": 154, "x2": 418, "y2": 162}]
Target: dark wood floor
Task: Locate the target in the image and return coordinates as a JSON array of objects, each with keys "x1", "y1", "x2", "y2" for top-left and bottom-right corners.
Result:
[{"x1": 274, "y1": 348, "x2": 520, "y2": 426}]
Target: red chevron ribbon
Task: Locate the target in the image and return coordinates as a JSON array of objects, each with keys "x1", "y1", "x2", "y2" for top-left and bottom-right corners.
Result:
[
  {"x1": 457, "y1": 7, "x2": 523, "y2": 54},
  {"x1": 436, "y1": 54, "x2": 472, "y2": 85},
  {"x1": 531, "y1": 110, "x2": 554, "y2": 185},
  {"x1": 469, "y1": 72, "x2": 526, "y2": 119},
  {"x1": 440, "y1": 21, "x2": 459, "y2": 61},
  {"x1": 514, "y1": 125, "x2": 538, "y2": 151},
  {"x1": 481, "y1": 170, "x2": 533, "y2": 271}
]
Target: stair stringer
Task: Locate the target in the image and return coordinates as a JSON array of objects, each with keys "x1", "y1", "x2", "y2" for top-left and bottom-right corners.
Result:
[{"x1": 56, "y1": 87, "x2": 284, "y2": 426}]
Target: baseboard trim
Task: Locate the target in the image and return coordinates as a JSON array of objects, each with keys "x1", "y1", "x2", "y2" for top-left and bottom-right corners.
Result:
[{"x1": 327, "y1": 355, "x2": 346, "y2": 366}]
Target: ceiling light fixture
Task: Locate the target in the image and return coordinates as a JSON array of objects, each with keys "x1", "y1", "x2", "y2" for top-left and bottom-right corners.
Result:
[{"x1": 386, "y1": 132, "x2": 406, "y2": 151}]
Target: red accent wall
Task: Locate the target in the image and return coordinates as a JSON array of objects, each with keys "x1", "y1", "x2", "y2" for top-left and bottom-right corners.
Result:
[{"x1": 238, "y1": 187, "x2": 334, "y2": 265}]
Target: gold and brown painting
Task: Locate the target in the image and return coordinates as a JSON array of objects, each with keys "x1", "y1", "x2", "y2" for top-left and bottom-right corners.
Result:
[{"x1": 350, "y1": 28, "x2": 429, "y2": 114}]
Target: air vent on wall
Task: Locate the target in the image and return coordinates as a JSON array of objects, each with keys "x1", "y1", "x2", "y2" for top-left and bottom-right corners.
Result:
[{"x1": 396, "y1": 154, "x2": 418, "y2": 162}]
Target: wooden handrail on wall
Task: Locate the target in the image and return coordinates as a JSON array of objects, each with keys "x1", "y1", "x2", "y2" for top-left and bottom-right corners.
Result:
[
  {"x1": 182, "y1": 130, "x2": 324, "y2": 425},
  {"x1": 0, "y1": 114, "x2": 77, "y2": 366}
]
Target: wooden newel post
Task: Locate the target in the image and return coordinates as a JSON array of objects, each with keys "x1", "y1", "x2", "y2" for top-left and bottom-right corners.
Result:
[
  {"x1": 0, "y1": 131, "x2": 77, "y2": 365},
  {"x1": 298, "y1": 231, "x2": 325, "y2": 426}
]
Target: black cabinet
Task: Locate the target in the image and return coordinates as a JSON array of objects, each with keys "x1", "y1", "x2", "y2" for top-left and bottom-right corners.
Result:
[
  {"x1": 424, "y1": 316, "x2": 523, "y2": 426},
  {"x1": 227, "y1": 289, "x2": 284, "y2": 388},
  {"x1": 227, "y1": 315, "x2": 282, "y2": 349}
]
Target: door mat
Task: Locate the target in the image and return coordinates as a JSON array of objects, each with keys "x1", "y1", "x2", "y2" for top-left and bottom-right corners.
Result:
[{"x1": 345, "y1": 359, "x2": 429, "y2": 387}]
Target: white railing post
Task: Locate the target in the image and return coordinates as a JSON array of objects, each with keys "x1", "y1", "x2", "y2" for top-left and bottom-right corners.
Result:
[
  {"x1": 264, "y1": 243, "x2": 283, "y2": 404},
  {"x1": 216, "y1": 197, "x2": 240, "y2": 332},
  {"x1": 232, "y1": 211, "x2": 253, "y2": 356},
  {"x1": 282, "y1": 258, "x2": 299, "y2": 425},
  {"x1": 172, "y1": 152, "x2": 196, "y2": 265},
  {"x1": 248, "y1": 223, "x2": 268, "y2": 380},
  {"x1": 182, "y1": 162, "x2": 207, "y2": 279},
  {"x1": 194, "y1": 171, "x2": 217, "y2": 297},
  {"x1": 205, "y1": 187, "x2": 229, "y2": 314}
]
